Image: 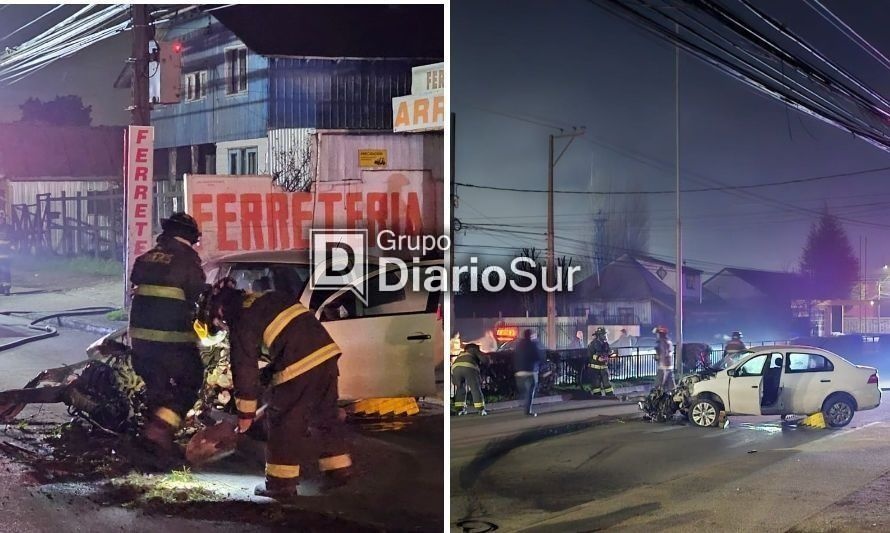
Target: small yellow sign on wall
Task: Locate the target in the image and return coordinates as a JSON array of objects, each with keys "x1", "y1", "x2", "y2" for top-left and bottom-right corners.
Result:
[{"x1": 358, "y1": 149, "x2": 387, "y2": 168}]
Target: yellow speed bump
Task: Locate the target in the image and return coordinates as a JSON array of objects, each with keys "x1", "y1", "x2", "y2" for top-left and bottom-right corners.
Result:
[
  {"x1": 347, "y1": 397, "x2": 420, "y2": 417},
  {"x1": 799, "y1": 412, "x2": 827, "y2": 429}
]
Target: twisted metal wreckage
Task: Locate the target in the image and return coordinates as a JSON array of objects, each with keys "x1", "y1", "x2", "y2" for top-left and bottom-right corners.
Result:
[{"x1": 0, "y1": 327, "x2": 242, "y2": 464}]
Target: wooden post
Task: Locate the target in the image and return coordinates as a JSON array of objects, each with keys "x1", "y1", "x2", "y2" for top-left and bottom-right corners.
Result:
[
  {"x1": 190, "y1": 144, "x2": 199, "y2": 174},
  {"x1": 60, "y1": 191, "x2": 68, "y2": 256}
]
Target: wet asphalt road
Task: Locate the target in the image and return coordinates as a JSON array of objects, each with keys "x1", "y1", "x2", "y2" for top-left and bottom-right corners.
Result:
[{"x1": 451, "y1": 399, "x2": 890, "y2": 531}]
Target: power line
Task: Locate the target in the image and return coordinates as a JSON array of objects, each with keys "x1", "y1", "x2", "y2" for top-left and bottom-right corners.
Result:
[
  {"x1": 802, "y1": 0, "x2": 890, "y2": 73},
  {"x1": 455, "y1": 164, "x2": 890, "y2": 195}
]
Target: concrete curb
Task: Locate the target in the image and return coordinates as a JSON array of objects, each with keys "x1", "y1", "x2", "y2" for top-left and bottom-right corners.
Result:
[
  {"x1": 482, "y1": 384, "x2": 652, "y2": 412},
  {"x1": 55, "y1": 316, "x2": 119, "y2": 336}
]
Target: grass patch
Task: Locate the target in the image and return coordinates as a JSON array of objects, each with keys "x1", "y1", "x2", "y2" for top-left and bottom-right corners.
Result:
[
  {"x1": 105, "y1": 309, "x2": 128, "y2": 322},
  {"x1": 60, "y1": 256, "x2": 123, "y2": 277},
  {"x1": 112, "y1": 468, "x2": 222, "y2": 504}
]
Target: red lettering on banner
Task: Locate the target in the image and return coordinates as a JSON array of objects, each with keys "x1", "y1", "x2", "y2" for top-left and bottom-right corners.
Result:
[
  {"x1": 135, "y1": 167, "x2": 148, "y2": 180},
  {"x1": 135, "y1": 203, "x2": 147, "y2": 218},
  {"x1": 240, "y1": 193, "x2": 264, "y2": 250},
  {"x1": 134, "y1": 185, "x2": 148, "y2": 200},
  {"x1": 135, "y1": 148, "x2": 149, "y2": 163},
  {"x1": 266, "y1": 193, "x2": 289, "y2": 249},
  {"x1": 135, "y1": 220, "x2": 148, "y2": 236},
  {"x1": 291, "y1": 193, "x2": 312, "y2": 249},
  {"x1": 192, "y1": 193, "x2": 213, "y2": 230},
  {"x1": 389, "y1": 192, "x2": 401, "y2": 234},
  {"x1": 345, "y1": 192, "x2": 362, "y2": 230},
  {"x1": 217, "y1": 193, "x2": 237, "y2": 251},
  {"x1": 135, "y1": 240, "x2": 150, "y2": 254},
  {"x1": 366, "y1": 192, "x2": 387, "y2": 238},
  {"x1": 136, "y1": 128, "x2": 149, "y2": 144},
  {"x1": 405, "y1": 192, "x2": 422, "y2": 234},
  {"x1": 318, "y1": 193, "x2": 340, "y2": 228}
]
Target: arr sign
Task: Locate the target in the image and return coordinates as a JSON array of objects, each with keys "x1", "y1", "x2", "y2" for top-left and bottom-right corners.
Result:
[{"x1": 124, "y1": 125, "x2": 154, "y2": 281}]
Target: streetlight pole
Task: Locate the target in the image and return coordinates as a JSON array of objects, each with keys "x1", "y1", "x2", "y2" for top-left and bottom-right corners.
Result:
[{"x1": 546, "y1": 128, "x2": 584, "y2": 349}]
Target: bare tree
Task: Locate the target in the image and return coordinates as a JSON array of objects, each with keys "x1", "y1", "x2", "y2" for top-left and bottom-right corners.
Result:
[
  {"x1": 585, "y1": 171, "x2": 650, "y2": 276},
  {"x1": 271, "y1": 146, "x2": 313, "y2": 192}
]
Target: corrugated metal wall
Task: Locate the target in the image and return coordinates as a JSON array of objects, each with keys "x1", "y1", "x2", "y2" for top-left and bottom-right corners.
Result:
[
  {"x1": 268, "y1": 128, "x2": 315, "y2": 178},
  {"x1": 315, "y1": 131, "x2": 442, "y2": 182},
  {"x1": 151, "y1": 19, "x2": 269, "y2": 148},
  {"x1": 268, "y1": 58, "x2": 418, "y2": 130},
  {"x1": 9, "y1": 179, "x2": 114, "y2": 205}
]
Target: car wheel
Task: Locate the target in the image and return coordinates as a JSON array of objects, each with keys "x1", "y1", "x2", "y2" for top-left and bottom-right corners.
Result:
[
  {"x1": 689, "y1": 398, "x2": 720, "y2": 427},
  {"x1": 822, "y1": 396, "x2": 855, "y2": 428}
]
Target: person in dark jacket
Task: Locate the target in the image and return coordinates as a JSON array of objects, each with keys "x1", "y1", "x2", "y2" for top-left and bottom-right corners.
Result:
[
  {"x1": 586, "y1": 327, "x2": 616, "y2": 398},
  {"x1": 452, "y1": 343, "x2": 488, "y2": 416},
  {"x1": 723, "y1": 331, "x2": 747, "y2": 361},
  {"x1": 206, "y1": 277, "x2": 352, "y2": 500},
  {"x1": 128, "y1": 212, "x2": 206, "y2": 456},
  {"x1": 513, "y1": 329, "x2": 546, "y2": 416}
]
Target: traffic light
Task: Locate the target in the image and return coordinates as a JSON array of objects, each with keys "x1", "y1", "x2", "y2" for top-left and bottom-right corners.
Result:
[{"x1": 149, "y1": 41, "x2": 182, "y2": 104}]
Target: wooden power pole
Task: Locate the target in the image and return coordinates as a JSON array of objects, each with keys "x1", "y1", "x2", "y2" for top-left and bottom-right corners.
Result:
[{"x1": 130, "y1": 4, "x2": 151, "y2": 126}]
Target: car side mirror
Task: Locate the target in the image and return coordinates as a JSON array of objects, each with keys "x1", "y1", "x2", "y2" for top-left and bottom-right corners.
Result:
[{"x1": 727, "y1": 369, "x2": 736, "y2": 377}]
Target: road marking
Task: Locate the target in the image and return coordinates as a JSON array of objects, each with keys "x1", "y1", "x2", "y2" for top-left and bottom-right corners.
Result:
[
  {"x1": 646, "y1": 425, "x2": 684, "y2": 433},
  {"x1": 821, "y1": 421, "x2": 881, "y2": 441}
]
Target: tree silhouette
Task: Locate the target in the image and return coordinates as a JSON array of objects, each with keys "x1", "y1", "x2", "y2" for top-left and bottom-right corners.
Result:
[
  {"x1": 19, "y1": 95, "x2": 93, "y2": 127},
  {"x1": 799, "y1": 209, "x2": 859, "y2": 299}
]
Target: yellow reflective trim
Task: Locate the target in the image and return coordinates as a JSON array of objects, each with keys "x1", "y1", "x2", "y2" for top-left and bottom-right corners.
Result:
[
  {"x1": 270, "y1": 343, "x2": 340, "y2": 386},
  {"x1": 135, "y1": 284, "x2": 185, "y2": 300},
  {"x1": 451, "y1": 361, "x2": 479, "y2": 371},
  {"x1": 262, "y1": 303, "x2": 309, "y2": 349},
  {"x1": 318, "y1": 454, "x2": 352, "y2": 472},
  {"x1": 266, "y1": 463, "x2": 300, "y2": 479},
  {"x1": 155, "y1": 407, "x2": 181, "y2": 428},
  {"x1": 235, "y1": 397, "x2": 257, "y2": 414},
  {"x1": 129, "y1": 327, "x2": 197, "y2": 343}
]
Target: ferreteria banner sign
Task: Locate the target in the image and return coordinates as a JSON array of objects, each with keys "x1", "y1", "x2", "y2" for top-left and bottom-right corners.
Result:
[
  {"x1": 124, "y1": 125, "x2": 154, "y2": 280},
  {"x1": 184, "y1": 171, "x2": 440, "y2": 260},
  {"x1": 393, "y1": 62, "x2": 445, "y2": 133}
]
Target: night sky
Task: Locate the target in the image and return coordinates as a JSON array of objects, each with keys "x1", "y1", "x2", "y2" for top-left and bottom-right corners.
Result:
[
  {"x1": 453, "y1": 0, "x2": 890, "y2": 280},
  {"x1": 0, "y1": 4, "x2": 133, "y2": 126}
]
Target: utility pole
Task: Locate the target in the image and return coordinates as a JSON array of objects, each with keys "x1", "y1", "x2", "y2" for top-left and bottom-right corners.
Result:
[
  {"x1": 546, "y1": 128, "x2": 584, "y2": 349},
  {"x1": 130, "y1": 4, "x2": 151, "y2": 126},
  {"x1": 674, "y1": 21, "x2": 683, "y2": 374}
]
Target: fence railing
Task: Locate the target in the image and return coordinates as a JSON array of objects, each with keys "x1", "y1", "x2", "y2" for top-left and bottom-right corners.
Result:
[{"x1": 9, "y1": 183, "x2": 183, "y2": 258}]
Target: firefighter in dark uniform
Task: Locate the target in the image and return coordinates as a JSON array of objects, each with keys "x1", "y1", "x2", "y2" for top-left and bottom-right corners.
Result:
[
  {"x1": 128, "y1": 212, "x2": 205, "y2": 455},
  {"x1": 0, "y1": 211, "x2": 11, "y2": 295},
  {"x1": 451, "y1": 343, "x2": 487, "y2": 416},
  {"x1": 724, "y1": 331, "x2": 746, "y2": 358},
  {"x1": 205, "y1": 278, "x2": 352, "y2": 500},
  {"x1": 586, "y1": 327, "x2": 615, "y2": 397}
]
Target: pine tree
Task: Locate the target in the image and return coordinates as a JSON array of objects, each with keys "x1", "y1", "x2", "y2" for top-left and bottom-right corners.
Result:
[{"x1": 799, "y1": 209, "x2": 859, "y2": 298}]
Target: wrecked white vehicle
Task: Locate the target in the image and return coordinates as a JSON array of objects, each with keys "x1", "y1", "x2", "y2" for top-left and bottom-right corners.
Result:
[{"x1": 641, "y1": 345, "x2": 881, "y2": 428}]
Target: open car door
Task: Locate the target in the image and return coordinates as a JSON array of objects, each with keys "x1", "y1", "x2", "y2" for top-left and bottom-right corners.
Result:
[
  {"x1": 310, "y1": 260, "x2": 441, "y2": 400},
  {"x1": 727, "y1": 354, "x2": 768, "y2": 415}
]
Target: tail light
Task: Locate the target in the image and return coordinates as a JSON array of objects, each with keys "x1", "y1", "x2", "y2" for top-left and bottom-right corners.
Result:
[{"x1": 867, "y1": 373, "x2": 879, "y2": 385}]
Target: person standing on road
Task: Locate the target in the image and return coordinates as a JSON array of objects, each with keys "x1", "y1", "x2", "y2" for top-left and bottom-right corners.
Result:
[
  {"x1": 722, "y1": 331, "x2": 746, "y2": 363},
  {"x1": 452, "y1": 343, "x2": 488, "y2": 416},
  {"x1": 128, "y1": 212, "x2": 206, "y2": 458},
  {"x1": 204, "y1": 277, "x2": 353, "y2": 500},
  {"x1": 514, "y1": 329, "x2": 546, "y2": 416},
  {"x1": 653, "y1": 325, "x2": 675, "y2": 390},
  {"x1": 586, "y1": 327, "x2": 616, "y2": 398}
]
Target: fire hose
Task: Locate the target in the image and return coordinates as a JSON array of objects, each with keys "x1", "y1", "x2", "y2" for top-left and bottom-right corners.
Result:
[{"x1": 0, "y1": 307, "x2": 118, "y2": 352}]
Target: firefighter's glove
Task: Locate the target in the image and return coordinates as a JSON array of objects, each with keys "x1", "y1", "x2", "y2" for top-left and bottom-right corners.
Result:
[{"x1": 236, "y1": 417, "x2": 253, "y2": 434}]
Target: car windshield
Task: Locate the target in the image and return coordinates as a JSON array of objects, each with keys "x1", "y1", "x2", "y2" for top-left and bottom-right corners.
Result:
[
  {"x1": 221, "y1": 262, "x2": 311, "y2": 299},
  {"x1": 713, "y1": 349, "x2": 752, "y2": 370}
]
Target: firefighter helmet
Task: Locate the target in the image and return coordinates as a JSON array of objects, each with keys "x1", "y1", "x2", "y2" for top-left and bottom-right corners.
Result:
[
  {"x1": 731, "y1": 331, "x2": 743, "y2": 339},
  {"x1": 161, "y1": 212, "x2": 202, "y2": 244},
  {"x1": 194, "y1": 277, "x2": 244, "y2": 338},
  {"x1": 594, "y1": 327, "x2": 607, "y2": 338},
  {"x1": 653, "y1": 325, "x2": 668, "y2": 336}
]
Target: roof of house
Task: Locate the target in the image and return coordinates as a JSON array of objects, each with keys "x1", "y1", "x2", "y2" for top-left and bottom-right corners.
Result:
[
  {"x1": 0, "y1": 123, "x2": 124, "y2": 179},
  {"x1": 210, "y1": 5, "x2": 443, "y2": 59},
  {"x1": 634, "y1": 253, "x2": 704, "y2": 274},
  {"x1": 573, "y1": 254, "x2": 676, "y2": 306},
  {"x1": 705, "y1": 267, "x2": 806, "y2": 297}
]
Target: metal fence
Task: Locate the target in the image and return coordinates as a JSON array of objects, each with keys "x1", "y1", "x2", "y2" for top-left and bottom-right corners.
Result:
[{"x1": 9, "y1": 182, "x2": 184, "y2": 258}]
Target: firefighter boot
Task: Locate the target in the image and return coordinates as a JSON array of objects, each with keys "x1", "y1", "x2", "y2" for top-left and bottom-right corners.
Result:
[
  {"x1": 140, "y1": 413, "x2": 178, "y2": 457},
  {"x1": 319, "y1": 454, "x2": 354, "y2": 491},
  {"x1": 255, "y1": 476, "x2": 299, "y2": 500}
]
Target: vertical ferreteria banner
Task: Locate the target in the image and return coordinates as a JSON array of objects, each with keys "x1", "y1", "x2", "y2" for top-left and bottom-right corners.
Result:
[{"x1": 123, "y1": 125, "x2": 155, "y2": 306}]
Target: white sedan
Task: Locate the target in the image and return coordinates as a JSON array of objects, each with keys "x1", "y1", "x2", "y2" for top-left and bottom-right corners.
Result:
[{"x1": 687, "y1": 345, "x2": 881, "y2": 428}]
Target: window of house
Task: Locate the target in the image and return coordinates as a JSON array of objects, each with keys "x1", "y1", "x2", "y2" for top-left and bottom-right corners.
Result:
[
  {"x1": 225, "y1": 48, "x2": 248, "y2": 94},
  {"x1": 228, "y1": 147, "x2": 258, "y2": 175},
  {"x1": 617, "y1": 307, "x2": 634, "y2": 324},
  {"x1": 184, "y1": 71, "x2": 207, "y2": 101}
]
